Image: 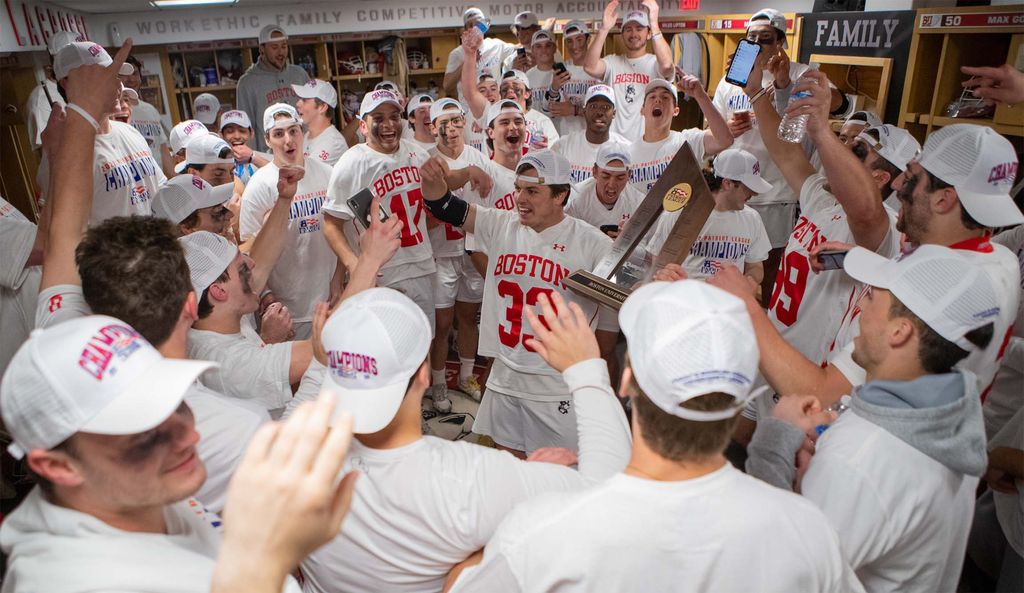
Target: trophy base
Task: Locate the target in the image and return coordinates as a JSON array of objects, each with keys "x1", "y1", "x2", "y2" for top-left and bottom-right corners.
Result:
[{"x1": 565, "y1": 270, "x2": 632, "y2": 311}]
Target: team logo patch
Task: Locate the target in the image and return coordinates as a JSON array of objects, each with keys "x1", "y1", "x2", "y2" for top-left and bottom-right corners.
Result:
[
  {"x1": 298, "y1": 217, "x2": 321, "y2": 234},
  {"x1": 78, "y1": 324, "x2": 145, "y2": 381},
  {"x1": 988, "y1": 162, "x2": 1018, "y2": 187},
  {"x1": 327, "y1": 350, "x2": 379, "y2": 380},
  {"x1": 191, "y1": 176, "x2": 205, "y2": 190},
  {"x1": 663, "y1": 183, "x2": 692, "y2": 213}
]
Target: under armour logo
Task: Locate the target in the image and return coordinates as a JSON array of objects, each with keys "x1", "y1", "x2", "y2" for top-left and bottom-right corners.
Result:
[
  {"x1": 831, "y1": 214, "x2": 843, "y2": 222},
  {"x1": 552, "y1": 243, "x2": 566, "y2": 252},
  {"x1": 558, "y1": 400, "x2": 570, "y2": 414},
  {"x1": 48, "y1": 294, "x2": 63, "y2": 313}
]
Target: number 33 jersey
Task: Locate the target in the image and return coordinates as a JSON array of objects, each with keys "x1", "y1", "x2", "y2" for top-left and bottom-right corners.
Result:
[
  {"x1": 324, "y1": 141, "x2": 436, "y2": 283},
  {"x1": 474, "y1": 207, "x2": 612, "y2": 377}
]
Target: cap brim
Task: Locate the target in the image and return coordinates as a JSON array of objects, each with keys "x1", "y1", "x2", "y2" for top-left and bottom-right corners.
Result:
[
  {"x1": 174, "y1": 161, "x2": 188, "y2": 174},
  {"x1": 80, "y1": 358, "x2": 215, "y2": 436},
  {"x1": 321, "y1": 376, "x2": 407, "y2": 434},
  {"x1": 196, "y1": 113, "x2": 217, "y2": 125},
  {"x1": 291, "y1": 84, "x2": 318, "y2": 99},
  {"x1": 841, "y1": 247, "x2": 896, "y2": 288},
  {"x1": 739, "y1": 174, "x2": 773, "y2": 194},
  {"x1": 360, "y1": 99, "x2": 401, "y2": 119},
  {"x1": 119, "y1": 63, "x2": 135, "y2": 76},
  {"x1": 957, "y1": 191, "x2": 1024, "y2": 227},
  {"x1": 194, "y1": 182, "x2": 235, "y2": 209}
]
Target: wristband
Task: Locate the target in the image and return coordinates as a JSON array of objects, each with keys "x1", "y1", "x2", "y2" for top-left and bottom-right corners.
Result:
[
  {"x1": 652, "y1": 32, "x2": 663, "y2": 40},
  {"x1": 66, "y1": 103, "x2": 100, "y2": 133},
  {"x1": 748, "y1": 87, "x2": 769, "y2": 106}
]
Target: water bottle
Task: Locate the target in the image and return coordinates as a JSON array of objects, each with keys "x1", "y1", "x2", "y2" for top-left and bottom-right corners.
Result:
[
  {"x1": 778, "y1": 65, "x2": 819, "y2": 144},
  {"x1": 815, "y1": 395, "x2": 851, "y2": 436}
]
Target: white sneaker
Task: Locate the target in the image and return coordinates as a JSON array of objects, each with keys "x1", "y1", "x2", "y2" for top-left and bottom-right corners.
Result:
[
  {"x1": 431, "y1": 383, "x2": 452, "y2": 414},
  {"x1": 458, "y1": 376, "x2": 483, "y2": 402}
]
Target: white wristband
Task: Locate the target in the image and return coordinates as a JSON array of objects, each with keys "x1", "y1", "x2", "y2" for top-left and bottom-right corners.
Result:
[{"x1": 66, "y1": 103, "x2": 100, "y2": 133}]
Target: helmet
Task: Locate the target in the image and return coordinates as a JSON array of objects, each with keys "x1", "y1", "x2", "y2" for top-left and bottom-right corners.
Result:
[
  {"x1": 337, "y1": 53, "x2": 364, "y2": 75},
  {"x1": 406, "y1": 49, "x2": 429, "y2": 70}
]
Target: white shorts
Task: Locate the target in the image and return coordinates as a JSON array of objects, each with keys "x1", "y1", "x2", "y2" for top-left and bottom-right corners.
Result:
[
  {"x1": 749, "y1": 202, "x2": 798, "y2": 249},
  {"x1": 474, "y1": 389, "x2": 578, "y2": 454},
  {"x1": 385, "y1": 273, "x2": 436, "y2": 333},
  {"x1": 433, "y1": 254, "x2": 484, "y2": 309}
]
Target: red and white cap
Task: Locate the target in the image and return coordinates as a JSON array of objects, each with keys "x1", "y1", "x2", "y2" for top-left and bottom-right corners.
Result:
[
  {"x1": 258, "y1": 24, "x2": 287, "y2": 44},
  {"x1": 1, "y1": 315, "x2": 215, "y2": 458},
  {"x1": 749, "y1": 8, "x2": 788, "y2": 47},
  {"x1": 584, "y1": 84, "x2": 615, "y2": 106},
  {"x1": 359, "y1": 88, "x2": 402, "y2": 119},
  {"x1": 644, "y1": 78, "x2": 678, "y2": 103},
  {"x1": 843, "y1": 244, "x2": 1001, "y2": 351},
  {"x1": 219, "y1": 109, "x2": 252, "y2": 131},
  {"x1": 406, "y1": 94, "x2": 433, "y2": 117},
  {"x1": 53, "y1": 41, "x2": 134, "y2": 81},
  {"x1": 291, "y1": 79, "x2": 338, "y2": 109},
  {"x1": 516, "y1": 149, "x2": 572, "y2": 185},
  {"x1": 531, "y1": 30, "x2": 555, "y2": 47},
  {"x1": 595, "y1": 141, "x2": 632, "y2": 172},
  {"x1": 263, "y1": 103, "x2": 302, "y2": 133},
  {"x1": 169, "y1": 119, "x2": 209, "y2": 155},
  {"x1": 623, "y1": 10, "x2": 651, "y2": 28},
  {"x1": 193, "y1": 93, "x2": 220, "y2": 125},
  {"x1": 486, "y1": 98, "x2": 523, "y2": 127},
  {"x1": 154, "y1": 175, "x2": 233, "y2": 224},
  {"x1": 430, "y1": 98, "x2": 464, "y2": 122},
  {"x1": 917, "y1": 123, "x2": 1022, "y2": 227},
  {"x1": 173, "y1": 133, "x2": 234, "y2": 173},
  {"x1": 620, "y1": 281, "x2": 760, "y2": 422},
  {"x1": 857, "y1": 124, "x2": 920, "y2": 171},
  {"x1": 713, "y1": 148, "x2": 773, "y2": 194},
  {"x1": 563, "y1": 19, "x2": 589, "y2": 38},
  {"x1": 514, "y1": 11, "x2": 539, "y2": 29},
  {"x1": 319, "y1": 287, "x2": 432, "y2": 434},
  {"x1": 179, "y1": 231, "x2": 238, "y2": 297},
  {"x1": 501, "y1": 69, "x2": 531, "y2": 90},
  {"x1": 47, "y1": 30, "x2": 83, "y2": 56}
]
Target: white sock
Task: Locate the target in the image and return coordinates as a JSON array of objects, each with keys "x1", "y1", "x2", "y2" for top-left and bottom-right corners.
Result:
[
  {"x1": 431, "y1": 369, "x2": 446, "y2": 386},
  {"x1": 459, "y1": 358, "x2": 475, "y2": 380}
]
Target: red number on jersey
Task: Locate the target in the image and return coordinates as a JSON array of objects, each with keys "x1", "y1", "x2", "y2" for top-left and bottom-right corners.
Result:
[
  {"x1": 497, "y1": 281, "x2": 554, "y2": 351},
  {"x1": 444, "y1": 223, "x2": 464, "y2": 241},
  {"x1": 389, "y1": 189, "x2": 425, "y2": 247},
  {"x1": 769, "y1": 251, "x2": 810, "y2": 327}
]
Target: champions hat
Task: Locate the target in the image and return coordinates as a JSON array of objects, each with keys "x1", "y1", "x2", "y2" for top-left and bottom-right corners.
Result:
[
  {"x1": 846, "y1": 110, "x2": 882, "y2": 127},
  {"x1": 501, "y1": 69, "x2": 531, "y2": 90},
  {"x1": 514, "y1": 11, "x2": 539, "y2": 30},
  {"x1": 644, "y1": 78, "x2": 678, "y2": 103},
  {"x1": 430, "y1": 98, "x2": 464, "y2": 122},
  {"x1": 170, "y1": 120, "x2": 209, "y2": 155},
  {"x1": 749, "y1": 8, "x2": 788, "y2": 47},
  {"x1": 857, "y1": 124, "x2": 920, "y2": 171},
  {"x1": 714, "y1": 148, "x2": 773, "y2": 194},
  {"x1": 153, "y1": 175, "x2": 233, "y2": 224},
  {"x1": 595, "y1": 141, "x2": 632, "y2": 172},
  {"x1": 359, "y1": 88, "x2": 402, "y2": 118},
  {"x1": 486, "y1": 99, "x2": 523, "y2": 126},
  {"x1": 179, "y1": 231, "x2": 238, "y2": 297},
  {"x1": 563, "y1": 19, "x2": 589, "y2": 38},
  {"x1": 173, "y1": 134, "x2": 234, "y2": 173},
  {"x1": 407, "y1": 94, "x2": 433, "y2": 117},
  {"x1": 1, "y1": 315, "x2": 215, "y2": 458},
  {"x1": 258, "y1": 24, "x2": 287, "y2": 44},
  {"x1": 193, "y1": 93, "x2": 220, "y2": 125},
  {"x1": 516, "y1": 149, "x2": 572, "y2": 185},
  {"x1": 843, "y1": 244, "x2": 1001, "y2": 351},
  {"x1": 47, "y1": 30, "x2": 83, "y2": 56},
  {"x1": 319, "y1": 287, "x2": 432, "y2": 434},
  {"x1": 219, "y1": 109, "x2": 252, "y2": 131},
  {"x1": 532, "y1": 30, "x2": 555, "y2": 47},
  {"x1": 292, "y1": 79, "x2": 338, "y2": 109},
  {"x1": 263, "y1": 103, "x2": 302, "y2": 133},
  {"x1": 53, "y1": 41, "x2": 134, "y2": 80},
  {"x1": 584, "y1": 84, "x2": 615, "y2": 106},
  {"x1": 917, "y1": 123, "x2": 1023, "y2": 227},
  {"x1": 620, "y1": 281, "x2": 760, "y2": 422},
  {"x1": 623, "y1": 10, "x2": 651, "y2": 28}
]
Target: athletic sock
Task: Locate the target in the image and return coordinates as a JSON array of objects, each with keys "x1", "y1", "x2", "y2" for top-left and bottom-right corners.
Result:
[
  {"x1": 431, "y1": 369, "x2": 446, "y2": 386},
  {"x1": 459, "y1": 358, "x2": 475, "y2": 380}
]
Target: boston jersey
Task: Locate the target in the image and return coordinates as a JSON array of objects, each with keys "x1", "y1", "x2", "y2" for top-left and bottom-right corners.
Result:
[
  {"x1": 566, "y1": 177, "x2": 644, "y2": 231},
  {"x1": 324, "y1": 140, "x2": 435, "y2": 283},
  {"x1": 551, "y1": 130, "x2": 630, "y2": 185},
  {"x1": 602, "y1": 54, "x2": 664, "y2": 144},
  {"x1": 429, "y1": 145, "x2": 489, "y2": 258},
  {"x1": 628, "y1": 129, "x2": 705, "y2": 196}
]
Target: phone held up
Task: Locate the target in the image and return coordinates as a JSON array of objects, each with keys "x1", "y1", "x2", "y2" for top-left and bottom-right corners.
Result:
[
  {"x1": 553, "y1": 62, "x2": 567, "y2": 75},
  {"x1": 818, "y1": 250, "x2": 848, "y2": 271},
  {"x1": 725, "y1": 39, "x2": 762, "y2": 88},
  {"x1": 347, "y1": 188, "x2": 390, "y2": 230}
]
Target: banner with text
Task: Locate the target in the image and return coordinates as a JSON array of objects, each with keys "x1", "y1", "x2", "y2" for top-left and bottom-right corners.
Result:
[{"x1": 2, "y1": 0, "x2": 91, "y2": 52}]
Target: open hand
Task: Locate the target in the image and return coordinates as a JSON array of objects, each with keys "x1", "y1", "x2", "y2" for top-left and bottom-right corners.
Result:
[
  {"x1": 962, "y1": 64, "x2": 1024, "y2": 106},
  {"x1": 524, "y1": 291, "x2": 601, "y2": 372},
  {"x1": 602, "y1": 0, "x2": 620, "y2": 31}
]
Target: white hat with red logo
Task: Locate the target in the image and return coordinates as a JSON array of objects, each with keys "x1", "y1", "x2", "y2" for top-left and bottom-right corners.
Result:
[
  {"x1": 584, "y1": 84, "x2": 615, "y2": 106},
  {"x1": 173, "y1": 133, "x2": 234, "y2": 174},
  {"x1": 516, "y1": 149, "x2": 572, "y2": 185},
  {"x1": 1, "y1": 315, "x2": 215, "y2": 458},
  {"x1": 430, "y1": 98, "x2": 464, "y2": 122},
  {"x1": 263, "y1": 103, "x2": 302, "y2": 133},
  {"x1": 219, "y1": 109, "x2": 252, "y2": 131},
  {"x1": 193, "y1": 93, "x2": 220, "y2": 125},
  {"x1": 486, "y1": 98, "x2": 523, "y2": 127},
  {"x1": 917, "y1": 123, "x2": 1023, "y2": 227},
  {"x1": 514, "y1": 11, "x2": 539, "y2": 29},
  {"x1": 857, "y1": 124, "x2": 920, "y2": 172},
  {"x1": 595, "y1": 141, "x2": 632, "y2": 172},
  {"x1": 406, "y1": 94, "x2": 433, "y2": 118},
  {"x1": 291, "y1": 79, "x2": 338, "y2": 109},
  {"x1": 319, "y1": 287, "x2": 432, "y2": 434},
  {"x1": 531, "y1": 30, "x2": 555, "y2": 46},
  {"x1": 359, "y1": 88, "x2": 402, "y2": 119},
  {"x1": 153, "y1": 174, "x2": 233, "y2": 224},
  {"x1": 47, "y1": 30, "x2": 83, "y2": 56},
  {"x1": 169, "y1": 120, "x2": 209, "y2": 155},
  {"x1": 53, "y1": 41, "x2": 134, "y2": 80},
  {"x1": 623, "y1": 10, "x2": 651, "y2": 28},
  {"x1": 714, "y1": 148, "x2": 773, "y2": 194}
]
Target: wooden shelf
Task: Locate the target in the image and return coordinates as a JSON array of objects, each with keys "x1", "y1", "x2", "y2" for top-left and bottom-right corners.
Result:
[
  {"x1": 332, "y1": 73, "x2": 383, "y2": 81},
  {"x1": 175, "y1": 84, "x2": 238, "y2": 93},
  {"x1": 918, "y1": 114, "x2": 1024, "y2": 137},
  {"x1": 408, "y1": 68, "x2": 446, "y2": 75}
]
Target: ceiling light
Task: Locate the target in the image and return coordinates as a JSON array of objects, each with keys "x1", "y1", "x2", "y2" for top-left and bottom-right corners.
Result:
[{"x1": 151, "y1": 0, "x2": 239, "y2": 8}]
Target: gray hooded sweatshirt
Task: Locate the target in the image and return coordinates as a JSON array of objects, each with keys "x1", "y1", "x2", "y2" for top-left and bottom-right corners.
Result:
[{"x1": 236, "y1": 58, "x2": 309, "y2": 151}]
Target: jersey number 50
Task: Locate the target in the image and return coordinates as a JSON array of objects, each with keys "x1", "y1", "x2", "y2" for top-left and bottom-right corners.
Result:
[{"x1": 497, "y1": 281, "x2": 553, "y2": 351}]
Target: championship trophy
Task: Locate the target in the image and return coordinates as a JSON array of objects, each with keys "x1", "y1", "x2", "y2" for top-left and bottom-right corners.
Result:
[{"x1": 565, "y1": 143, "x2": 715, "y2": 309}]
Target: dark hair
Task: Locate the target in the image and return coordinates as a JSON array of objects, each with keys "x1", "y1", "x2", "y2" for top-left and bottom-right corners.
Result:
[
  {"x1": 197, "y1": 268, "x2": 231, "y2": 319},
  {"x1": 180, "y1": 210, "x2": 201, "y2": 231},
  {"x1": 632, "y1": 385, "x2": 739, "y2": 462},
  {"x1": 701, "y1": 166, "x2": 724, "y2": 193},
  {"x1": 515, "y1": 164, "x2": 571, "y2": 207},
  {"x1": 76, "y1": 216, "x2": 191, "y2": 346},
  {"x1": 861, "y1": 129, "x2": 902, "y2": 196},
  {"x1": 888, "y1": 296, "x2": 993, "y2": 374},
  {"x1": 923, "y1": 170, "x2": 986, "y2": 231}
]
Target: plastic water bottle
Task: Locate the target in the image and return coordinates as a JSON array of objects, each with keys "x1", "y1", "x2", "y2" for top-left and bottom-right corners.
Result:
[
  {"x1": 815, "y1": 395, "x2": 851, "y2": 436},
  {"x1": 778, "y1": 65, "x2": 819, "y2": 144}
]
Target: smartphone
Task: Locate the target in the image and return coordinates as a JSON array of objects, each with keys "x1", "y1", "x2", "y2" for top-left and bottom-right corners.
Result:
[
  {"x1": 517, "y1": 47, "x2": 527, "y2": 57},
  {"x1": 724, "y1": 39, "x2": 762, "y2": 87},
  {"x1": 818, "y1": 250, "x2": 848, "y2": 271},
  {"x1": 347, "y1": 188, "x2": 389, "y2": 230},
  {"x1": 600, "y1": 224, "x2": 619, "y2": 234},
  {"x1": 553, "y1": 62, "x2": 567, "y2": 75}
]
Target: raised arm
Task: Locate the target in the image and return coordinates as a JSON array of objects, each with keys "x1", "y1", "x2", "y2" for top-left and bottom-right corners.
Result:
[
  {"x1": 421, "y1": 156, "x2": 478, "y2": 234},
  {"x1": 644, "y1": 0, "x2": 674, "y2": 79},
  {"x1": 460, "y1": 31, "x2": 489, "y2": 119},
  {"x1": 677, "y1": 70, "x2": 732, "y2": 156},
  {"x1": 248, "y1": 165, "x2": 305, "y2": 294},
  {"x1": 584, "y1": 0, "x2": 618, "y2": 80},
  {"x1": 340, "y1": 195, "x2": 403, "y2": 300}
]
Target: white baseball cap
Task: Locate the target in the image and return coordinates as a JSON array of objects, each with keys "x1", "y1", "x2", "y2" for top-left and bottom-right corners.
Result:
[
  {"x1": 644, "y1": 78, "x2": 678, "y2": 103},
  {"x1": 169, "y1": 120, "x2": 209, "y2": 155},
  {"x1": 120, "y1": 84, "x2": 139, "y2": 104},
  {"x1": 47, "y1": 30, "x2": 82, "y2": 56},
  {"x1": 173, "y1": 134, "x2": 235, "y2": 173},
  {"x1": 516, "y1": 150, "x2": 572, "y2": 185},
  {"x1": 486, "y1": 99, "x2": 524, "y2": 127},
  {"x1": 219, "y1": 109, "x2": 252, "y2": 131},
  {"x1": 359, "y1": 88, "x2": 402, "y2": 119},
  {"x1": 53, "y1": 41, "x2": 134, "y2": 81},
  {"x1": 193, "y1": 93, "x2": 220, "y2": 125},
  {"x1": 584, "y1": 84, "x2": 615, "y2": 106},
  {"x1": 463, "y1": 8, "x2": 487, "y2": 25},
  {"x1": 178, "y1": 231, "x2": 238, "y2": 297},
  {"x1": 532, "y1": 30, "x2": 555, "y2": 47},
  {"x1": 620, "y1": 281, "x2": 760, "y2": 422},
  {"x1": 430, "y1": 98, "x2": 464, "y2": 122},
  {"x1": 749, "y1": 8, "x2": 788, "y2": 47},
  {"x1": 846, "y1": 110, "x2": 882, "y2": 127},
  {"x1": 563, "y1": 19, "x2": 589, "y2": 38},
  {"x1": 318, "y1": 287, "x2": 432, "y2": 434},
  {"x1": 714, "y1": 148, "x2": 773, "y2": 194},
  {"x1": 406, "y1": 94, "x2": 433, "y2": 118},
  {"x1": 1, "y1": 315, "x2": 215, "y2": 458},
  {"x1": 263, "y1": 103, "x2": 302, "y2": 133},
  {"x1": 153, "y1": 174, "x2": 233, "y2": 224},
  {"x1": 857, "y1": 124, "x2": 920, "y2": 172},
  {"x1": 501, "y1": 69, "x2": 531, "y2": 90},
  {"x1": 292, "y1": 79, "x2": 338, "y2": 109},
  {"x1": 595, "y1": 141, "x2": 632, "y2": 172},
  {"x1": 843, "y1": 244, "x2": 1001, "y2": 351},
  {"x1": 917, "y1": 124, "x2": 1022, "y2": 227},
  {"x1": 373, "y1": 80, "x2": 400, "y2": 93},
  {"x1": 514, "y1": 11, "x2": 539, "y2": 29},
  {"x1": 623, "y1": 10, "x2": 651, "y2": 28},
  {"x1": 258, "y1": 24, "x2": 287, "y2": 44}
]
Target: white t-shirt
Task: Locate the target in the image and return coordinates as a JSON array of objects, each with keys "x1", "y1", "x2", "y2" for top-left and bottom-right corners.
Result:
[
  {"x1": 239, "y1": 157, "x2": 335, "y2": 323},
  {"x1": 628, "y1": 129, "x2": 706, "y2": 196},
  {"x1": 429, "y1": 145, "x2": 489, "y2": 258},
  {"x1": 131, "y1": 100, "x2": 169, "y2": 155},
  {"x1": 0, "y1": 198, "x2": 40, "y2": 376},
  {"x1": 464, "y1": 110, "x2": 490, "y2": 156},
  {"x1": 461, "y1": 160, "x2": 518, "y2": 252},
  {"x1": 445, "y1": 37, "x2": 516, "y2": 102},
  {"x1": 990, "y1": 406, "x2": 1024, "y2": 558},
  {"x1": 565, "y1": 177, "x2": 644, "y2": 231},
  {"x1": 553, "y1": 61, "x2": 602, "y2": 137},
  {"x1": 646, "y1": 206, "x2": 771, "y2": 279},
  {"x1": 473, "y1": 208, "x2": 612, "y2": 401},
  {"x1": 304, "y1": 125, "x2": 348, "y2": 167},
  {"x1": 601, "y1": 54, "x2": 665, "y2": 144},
  {"x1": 89, "y1": 121, "x2": 166, "y2": 224},
  {"x1": 451, "y1": 465, "x2": 860, "y2": 593},
  {"x1": 526, "y1": 67, "x2": 553, "y2": 114},
  {"x1": 324, "y1": 141, "x2": 435, "y2": 285},
  {"x1": 524, "y1": 109, "x2": 559, "y2": 154},
  {"x1": 299, "y1": 358, "x2": 631, "y2": 593},
  {"x1": 550, "y1": 130, "x2": 629, "y2": 185},
  {"x1": 984, "y1": 224, "x2": 1024, "y2": 440},
  {"x1": 25, "y1": 79, "x2": 64, "y2": 151}
]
